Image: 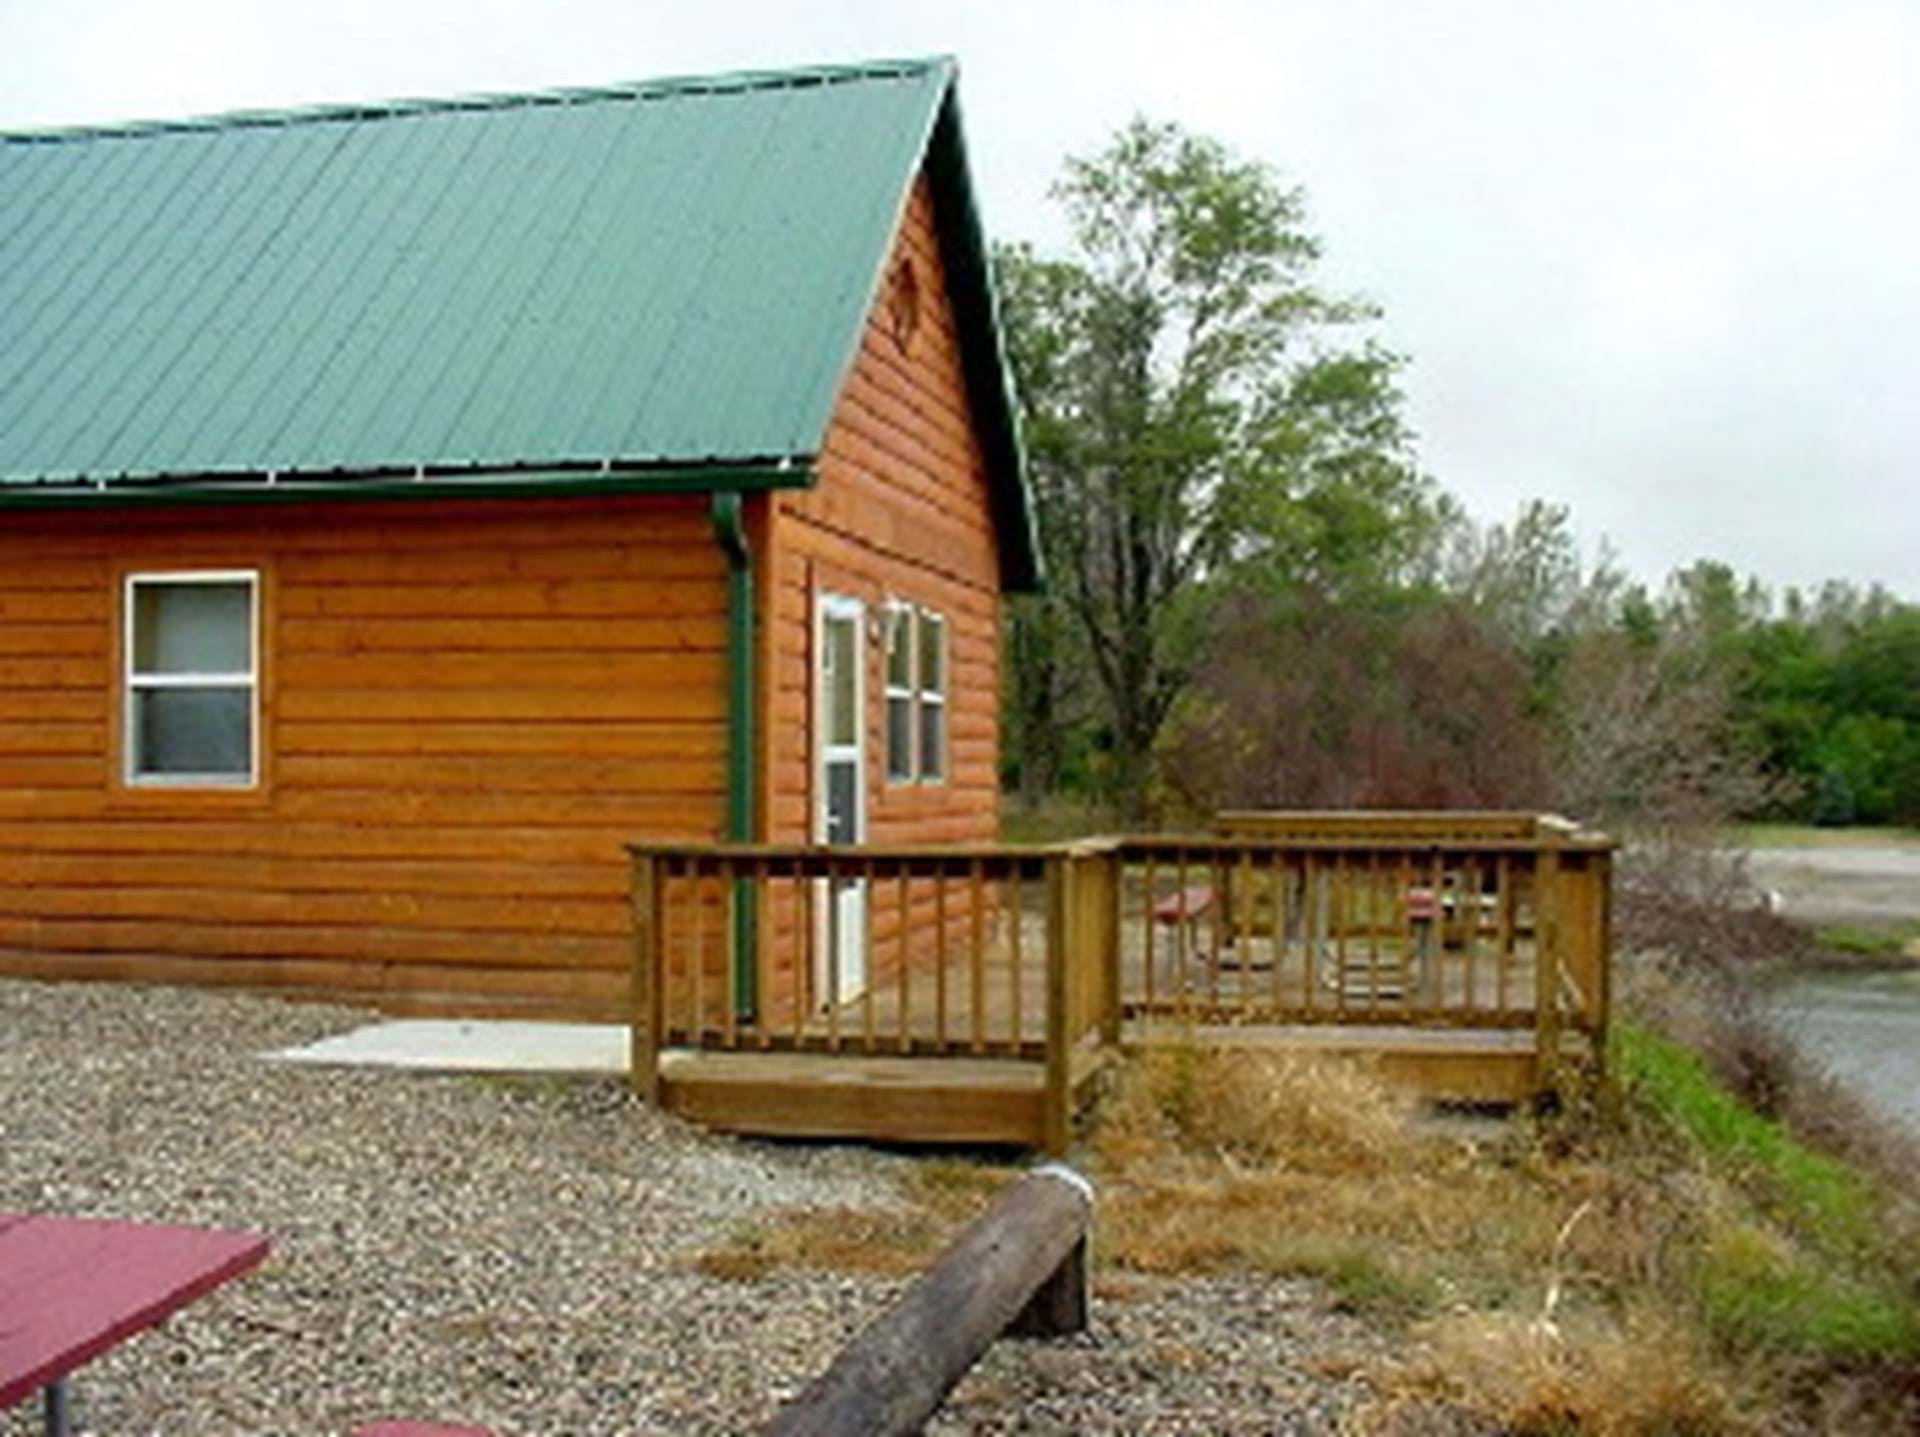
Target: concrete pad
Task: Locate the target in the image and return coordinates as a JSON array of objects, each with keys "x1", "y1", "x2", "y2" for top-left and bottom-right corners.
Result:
[{"x1": 267, "y1": 1019, "x2": 627, "y2": 1074}]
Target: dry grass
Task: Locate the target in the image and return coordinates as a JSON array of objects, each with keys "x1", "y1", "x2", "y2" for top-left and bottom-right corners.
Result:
[
  {"x1": 1093, "y1": 1042, "x2": 1412, "y2": 1177},
  {"x1": 1371, "y1": 1307, "x2": 1749, "y2": 1436},
  {"x1": 1086, "y1": 1041, "x2": 1920, "y2": 1434},
  {"x1": 688, "y1": 1035, "x2": 1920, "y2": 1433},
  {"x1": 689, "y1": 1159, "x2": 1015, "y2": 1282}
]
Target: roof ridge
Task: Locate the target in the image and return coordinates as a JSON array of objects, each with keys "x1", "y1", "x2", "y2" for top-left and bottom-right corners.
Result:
[{"x1": 0, "y1": 53, "x2": 957, "y2": 147}]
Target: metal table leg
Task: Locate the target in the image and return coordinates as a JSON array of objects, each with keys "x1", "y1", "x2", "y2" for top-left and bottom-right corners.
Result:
[{"x1": 44, "y1": 1378, "x2": 72, "y2": 1437}]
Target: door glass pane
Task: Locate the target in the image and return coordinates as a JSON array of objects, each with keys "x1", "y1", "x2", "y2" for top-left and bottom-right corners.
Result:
[
  {"x1": 826, "y1": 615, "x2": 857, "y2": 747},
  {"x1": 133, "y1": 582, "x2": 251, "y2": 675},
  {"x1": 824, "y1": 759, "x2": 857, "y2": 845},
  {"x1": 134, "y1": 687, "x2": 251, "y2": 777}
]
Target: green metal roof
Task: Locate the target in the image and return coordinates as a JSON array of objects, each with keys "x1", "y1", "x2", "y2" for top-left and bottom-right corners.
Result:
[{"x1": 0, "y1": 57, "x2": 1039, "y2": 588}]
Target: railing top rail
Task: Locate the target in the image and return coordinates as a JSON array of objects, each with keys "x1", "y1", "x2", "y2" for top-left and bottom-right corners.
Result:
[
  {"x1": 624, "y1": 840, "x2": 1076, "y2": 862},
  {"x1": 1214, "y1": 809, "x2": 1607, "y2": 844},
  {"x1": 625, "y1": 832, "x2": 1617, "y2": 866},
  {"x1": 1124, "y1": 831, "x2": 1617, "y2": 856}
]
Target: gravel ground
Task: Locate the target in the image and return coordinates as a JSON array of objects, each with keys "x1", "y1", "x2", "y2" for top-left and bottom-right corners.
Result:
[{"x1": 1, "y1": 979, "x2": 1389, "y2": 1435}]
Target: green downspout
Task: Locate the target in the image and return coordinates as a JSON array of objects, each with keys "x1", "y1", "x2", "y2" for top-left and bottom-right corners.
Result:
[{"x1": 710, "y1": 492, "x2": 757, "y2": 1019}]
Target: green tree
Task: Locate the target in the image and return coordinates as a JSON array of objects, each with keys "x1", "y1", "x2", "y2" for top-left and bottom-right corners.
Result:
[{"x1": 997, "y1": 118, "x2": 1437, "y2": 817}]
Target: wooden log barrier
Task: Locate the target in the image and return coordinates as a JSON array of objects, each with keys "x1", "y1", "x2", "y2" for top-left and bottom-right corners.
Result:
[{"x1": 762, "y1": 1164, "x2": 1094, "y2": 1437}]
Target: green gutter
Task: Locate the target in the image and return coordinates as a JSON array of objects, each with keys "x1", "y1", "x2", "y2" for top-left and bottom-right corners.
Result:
[
  {"x1": 710, "y1": 491, "x2": 758, "y2": 1019},
  {"x1": 0, "y1": 461, "x2": 810, "y2": 510}
]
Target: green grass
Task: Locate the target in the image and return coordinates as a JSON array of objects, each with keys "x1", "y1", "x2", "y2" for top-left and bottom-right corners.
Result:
[
  {"x1": 1616, "y1": 1021, "x2": 1920, "y2": 1362},
  {"x1": 1732, "y1": 822, "x2": 1920, "y2": 850},
  {"x1": 1616, "y1": 1022, "x2": 1878, "y2": 1254},
  {"x1": 1816, "y1": 921, "x2": 1920, "y2": 959},
  {"x1": 1697, "y1": 1221, "x2": 1920, "y2": 1359}
]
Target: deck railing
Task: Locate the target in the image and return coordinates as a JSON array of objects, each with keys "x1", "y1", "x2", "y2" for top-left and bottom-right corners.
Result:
[
  {"x1": 629, "y1": 815, "x2": 1612, "y2": 1123},
  {"x1": 628, "y1": 841, "x2": 1120, "y2": 1145},
  {"x1": 1113, "y1": 826, "x2": 1611, "y2": 1068}
]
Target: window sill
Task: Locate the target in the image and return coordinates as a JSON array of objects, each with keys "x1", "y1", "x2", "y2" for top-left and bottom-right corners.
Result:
[{"x1": 106, "y1": 781, "x2": 272, "y2": 813}]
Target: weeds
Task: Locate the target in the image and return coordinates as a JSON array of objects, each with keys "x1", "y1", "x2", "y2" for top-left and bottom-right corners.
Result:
[
  {"x1": 1816, "y1": 921, "x2": 1920, "y2": 960},
  {"x1": 684, "y1": 1018, "x2": 1920, "y2": 1431},
  {"x1": 1090, "y1": 1038, "x2": 1920, "y2": 1432}
]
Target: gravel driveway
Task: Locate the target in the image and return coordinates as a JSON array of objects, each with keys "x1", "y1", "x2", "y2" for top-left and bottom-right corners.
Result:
[
  {"x1": 1744, "y1": 843, "x2": 1920, "y2": 931},
  {"x1": 0, "y1": 980, "x2": 1384, "y2": 1435}
]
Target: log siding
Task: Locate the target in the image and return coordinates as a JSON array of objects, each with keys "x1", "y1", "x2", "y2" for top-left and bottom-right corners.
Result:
[{"x1": 0, "y1": 495, "x2": 728, "y2": 1016}]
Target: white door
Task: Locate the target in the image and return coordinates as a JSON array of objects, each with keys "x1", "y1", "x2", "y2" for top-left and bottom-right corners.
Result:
[{"x1": 816, "y1": 593, "x2": 867, "y2": 1005}]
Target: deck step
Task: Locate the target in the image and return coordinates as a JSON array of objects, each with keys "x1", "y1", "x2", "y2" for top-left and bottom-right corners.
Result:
[{"x1": 658, "y1": 1048, "x2": 1054, "y2": 1147}]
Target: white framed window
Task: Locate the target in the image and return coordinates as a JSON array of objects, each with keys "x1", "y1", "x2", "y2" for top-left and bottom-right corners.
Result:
[
  {"x1": 884, "y1": 601, "x2": 947, "y2": 784},
  {"x1": 124, "y1": 570, "x2": 259, "y2": 787}
]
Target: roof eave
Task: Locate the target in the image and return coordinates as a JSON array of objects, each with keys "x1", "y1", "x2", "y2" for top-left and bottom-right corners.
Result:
[{"x1": 0, "y1": 458, "x2": 812, "y2": 510}]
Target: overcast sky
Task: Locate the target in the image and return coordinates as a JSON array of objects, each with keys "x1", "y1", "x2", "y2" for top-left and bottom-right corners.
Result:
[{"x1": 3, "y1": 0, "x2": 1914, "y2": 599}]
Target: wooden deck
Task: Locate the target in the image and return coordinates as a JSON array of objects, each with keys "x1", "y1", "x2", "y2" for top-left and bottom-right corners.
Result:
[{"x1": 631, "y1": 818, "x2": 1613, "y2": 1151}]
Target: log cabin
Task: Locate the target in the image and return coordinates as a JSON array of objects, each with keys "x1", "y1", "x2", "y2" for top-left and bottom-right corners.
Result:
[{"x1": 0, "y1": 56, "x2": 1039, "y2": 1020}]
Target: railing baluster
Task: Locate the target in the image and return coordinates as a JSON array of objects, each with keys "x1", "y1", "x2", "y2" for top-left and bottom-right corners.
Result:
[
  {"x1": 1141, "y1": 851, "x2": 1157, "y2": 1015},
  {"x1": 1462, "y1": 855, "x2": 1479, "y2": 1012},
  {"x1": 657, "y1": 860, "x2": 677, "y2": 1043},
  {"x1": 1334, "y1": 852, "x2": 1349, "y2": 1015},
  {"x1": 1496, "y1": 853, "x2": 1513, "y2": 1014},
  {"x1": 1366, "y1": 849, "x2": 1381, "y2": 1014},
  {"x1": 791, "y1": 858, "x2": 807, "y2": 1046},
  {"x1": 897, "y1": 870, "x2": 912, "y2": 1055},
  {"x1": 1301, "y1": 853, "x2": 1316, "y2": 1012},
  {"x1": 1174, "y1": 849, "x2": 1191, "y2": 1009},
  {"x1": 1396, "y1": 850, "x2": 1415, "y2": 1012},
  {"x1": 1209, "y1": 848, "x2": 1224, "y2": 1011},
  {"x1": 1237, "y1": 847, "x2": 1253, "y2": 1017},
  {"x1": 825, "y1": 856, "x2": 842, "y2": 1053},
  {"x1": 1269, "y1": 850, "x2": 1286, "y2": 1011},
  {"x1": 721, "y1": 858, "x2": 738, "y2": 1049},
  {"x1": 752, "y1": 859, "x2": 771, "y2": 1050},
  {"x1": 1009, "y1": 861, "x2": 1026, "y2": 1050},
  {"x1": 863, "y1": 858, "x2": 878, "y2": 1053},
  {"x1": 698, "y1": 864, "x2": 714, "y2": 1045},
  {"x1": 934, "y1": 865, "x2": 949, "y2": 1053},
  {"x1": 969, "y1": 858, "x2": 986, "y2": 1055}
]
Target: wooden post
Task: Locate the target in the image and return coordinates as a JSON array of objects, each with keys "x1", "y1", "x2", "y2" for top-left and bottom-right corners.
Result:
[
  {"x1": 1594, "y1": 848, "x2": 1613, "y2": 1062},
  {"x1": 1534, "y1": 846, "x2": 1562, "y2": 1094},
  {"x1": 1042, "y1": 852, "x2": 1073, "y2": 1158},
  {"x1": 762, "y1": 1164, "x2": 1093, "y2": 1437},
  {"x1": 1099, "y1": 848, "x2": 1123, "y2": 1046},
  {"x1": 629, "y1": 851, "x2": 662, "y2": 1105},
  {"x1": 1559, "y1": 851, "x2": 1601, "y2": 1035}
]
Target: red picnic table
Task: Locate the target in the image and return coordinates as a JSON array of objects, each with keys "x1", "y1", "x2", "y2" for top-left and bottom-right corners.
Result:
[{"x1": 0, "y1": 1212, "x2": 269, "y2": 1437}]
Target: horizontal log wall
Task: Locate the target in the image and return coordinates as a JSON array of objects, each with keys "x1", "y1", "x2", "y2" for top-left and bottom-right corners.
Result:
[{"x1": 0, "y1": 493, "x2": 729, "y2": 1016}]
